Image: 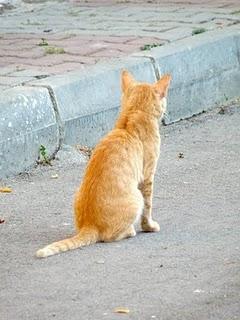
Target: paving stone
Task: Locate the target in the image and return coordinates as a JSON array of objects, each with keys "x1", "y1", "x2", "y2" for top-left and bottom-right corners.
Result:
[
  {"x1": 0, "y1": 75, "x2": 33, "y2": 87},
  {"x1": 156, "y1": 27, "x2": 195, "y2": 41},
  {"x1": 0, "y1": 0, "x2": 239, "y2": 87},
  {"x1": 64, "y1": 44, "x2": 109, "y2": 55},
  {"x1": 0, "y1": 66, "x2": 21, "y2": 76},
  {"x1": 21, "y1": 54, "x2": 72, "y2": 67},
  {"x1": 91, "y1": 49, "x2": 127, "y2": 58},
  {"x1": 9, "y1": 69, "x2": 50, "y2": 77},
  {"x1": 33, "y1": 62, "x2": 88, "y2": 75},
  {"x1": 0, "y1": 47, "x2": 44, "y2": 59},
  {"x1": 0, "y1": 56, "x2": 28, "y2": 65},
  {"x1": 86, "y1": 35, "x2": 138, "y2": 43},
  {"x1": 127, "y1": 37, "x2": 165, "y2": 45}
]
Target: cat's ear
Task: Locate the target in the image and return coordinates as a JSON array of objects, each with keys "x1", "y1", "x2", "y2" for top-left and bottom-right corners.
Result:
[
  {"x1": 121, "y1": 70, "x2": 135, "y2": 93},
  {"x1": 154, "y1": 74, "x2": 172, "y2": 98}
]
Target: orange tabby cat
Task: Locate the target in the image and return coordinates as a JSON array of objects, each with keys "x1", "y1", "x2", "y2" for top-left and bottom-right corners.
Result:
[{"x1": 36, "y1": 70, "x2": 171, "y2": 258}]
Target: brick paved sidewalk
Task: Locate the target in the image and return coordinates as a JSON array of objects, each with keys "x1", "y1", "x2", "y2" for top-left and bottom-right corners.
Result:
[{"x1": 0, "y1": 0, "x2": 239, "y2": 90}]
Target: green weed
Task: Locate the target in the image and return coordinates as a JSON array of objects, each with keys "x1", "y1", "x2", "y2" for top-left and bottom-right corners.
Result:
[
  {"x1": 231, "y1": 10, "x2": 240, "y2": 15},
  {"x1": 224, "y1": 93, "x2": 229, "y2": 102},
  {"x1": 192, "y1": 28, "x2": 207, "y2": 35},
  {"x1": 140, "y1": 43, "x2": 163, "y2": 51},
  {"x1": 44, "y1": 46, "x2": 65, "y2": 54},
  {"x1": 38, "y1": 38, "x2": 49, "y2": 47},
  {"x1": 39, "y1": 144, "x2": 51, "y2": 165}
]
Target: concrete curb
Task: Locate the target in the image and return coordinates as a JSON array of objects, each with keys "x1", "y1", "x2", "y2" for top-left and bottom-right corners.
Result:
[
  {"x1": 137, "y1": 26, "x2": 240, "y2": 123},
  {"x1": 30, "y1": 57, "x2": 156, "y2": 146},
  {"x1": 0, "y1": 86, "x2": 59, "y2": 177},
  {"x1": 0, "y1": 27, "x2": 240, "y2": 178}
]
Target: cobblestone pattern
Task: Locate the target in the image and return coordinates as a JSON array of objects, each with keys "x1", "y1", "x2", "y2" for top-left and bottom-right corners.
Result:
[{"x1": 0, "y1": 0, "x2": 240, "y2": 89}]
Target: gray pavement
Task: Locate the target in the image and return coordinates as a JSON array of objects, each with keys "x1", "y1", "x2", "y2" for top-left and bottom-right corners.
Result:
[
  {"x1": 0, "y1": 0, "x2": 240, "y2": 89},
  {"x1": 1, "y1": 101, "x2": 239, "y2": 320}
]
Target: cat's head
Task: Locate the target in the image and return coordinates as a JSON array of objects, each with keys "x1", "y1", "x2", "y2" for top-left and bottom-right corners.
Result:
[{"x1": 121, "y1": 70, "x2": 171, "y2": 119}]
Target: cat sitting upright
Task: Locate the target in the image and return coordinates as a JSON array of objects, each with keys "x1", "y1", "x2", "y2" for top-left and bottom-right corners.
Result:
[{"x1": 36, "y1": 70, "x2": 171, "y2": 258}]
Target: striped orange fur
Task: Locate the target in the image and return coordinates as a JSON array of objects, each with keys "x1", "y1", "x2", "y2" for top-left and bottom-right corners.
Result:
[{"x1": 36, "y1": 70, "x2": 171, "y2": 258}]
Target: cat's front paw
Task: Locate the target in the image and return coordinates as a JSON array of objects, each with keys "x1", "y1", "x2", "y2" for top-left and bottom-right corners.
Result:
[{"x1": 141, "y1": 218, "x2": 160, "y2": 232}]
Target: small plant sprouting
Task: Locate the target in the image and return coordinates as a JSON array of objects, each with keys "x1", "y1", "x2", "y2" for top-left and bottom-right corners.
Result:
[
  {"x1": 140, "y1": 43, "x2": 163, "y2": 51},
  {"x1": 38, "y1": 39, "x2": 65, "y2": 54},
  {"x1": 218, "y1": 94, "x2": 230, "y2": 114},
  {"x1": 231, "y1": 10, "x2": 240, "y2": 15},
  {"x1": 38, "y1": 38, "x2": 49, "y2": 47},
  {"x1": 224, "y1": 93, "x2": 229, "y2": 102},
  {"x1": 192, "y1": 28, "x2": 207, "y2": 36},
  {"x1": 39, "y1": 144, "x2": 51, "y2": 165},
  {"x1": 44, "y1": 46, "x2": 65, "y2": 54}
]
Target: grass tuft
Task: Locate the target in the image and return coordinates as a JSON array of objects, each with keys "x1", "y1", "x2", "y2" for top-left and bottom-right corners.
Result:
[
  {"x1": 38, "y1": 38, "x2": 49, "y2": 47},
  {"x1": 44, "y1": 46, "x2": 65, "y2": 54},
  {"x1": 140, "y1": 43, "x2": 163, "y2": 51},
  {"x1": 192, "y1": 28, "x2": 207, "y2": 35},
  {"x1": 231, "y1": 10, "x2": 240, "y2": 15},
  {"x1": 38, "y1": 145, "x2": 51, "y2": 165}
]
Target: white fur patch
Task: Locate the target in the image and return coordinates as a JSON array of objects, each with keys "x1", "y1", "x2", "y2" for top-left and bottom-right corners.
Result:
[
  {"x1": 134, "y1": 201, "x2": 144, "y2": 225},
  {"x1": 162, "y1": 97, "x2": 167, "y2": 113}
]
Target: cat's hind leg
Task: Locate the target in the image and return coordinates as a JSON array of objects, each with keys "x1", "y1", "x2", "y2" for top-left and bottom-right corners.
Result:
[
  {"x1": 102, "y1": 190, "x2": 143, "y2": 243},
  {"x1": 113, "y1": 225, "x2": 136, "y2": 241}
]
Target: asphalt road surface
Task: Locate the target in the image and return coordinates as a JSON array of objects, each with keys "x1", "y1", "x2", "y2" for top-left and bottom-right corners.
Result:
[{"x1": 1, "y1": 102, "x2": 240, "y2": 320}]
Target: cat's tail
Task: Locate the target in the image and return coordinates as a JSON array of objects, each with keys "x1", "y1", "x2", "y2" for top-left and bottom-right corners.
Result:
[{"x1": 35, "y1": 227, "x2": 98, "y2": 258}]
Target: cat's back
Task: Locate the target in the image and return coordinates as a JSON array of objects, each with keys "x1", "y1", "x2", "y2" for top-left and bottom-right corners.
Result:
[
  {"x1": 86, "y1": 127, "x2": 143, "y2": 179},
  {"x1": 74, "y1": 127, "x2": 144, "y2": 227}
]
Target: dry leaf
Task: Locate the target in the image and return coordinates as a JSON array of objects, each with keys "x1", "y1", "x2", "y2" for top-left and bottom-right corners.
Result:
[
  {"x1": 114, "y1": 307, "x2": 130, "y2": 314},
  {"x1": 75, "y1": 145, "x2": 93, "y2": 158},
  {"x1": 0, "y1": 187, "x2": 12, "y2": 193},
  {"x1": 218, "y1": 106, "x2": 226, "y2": 114}
]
